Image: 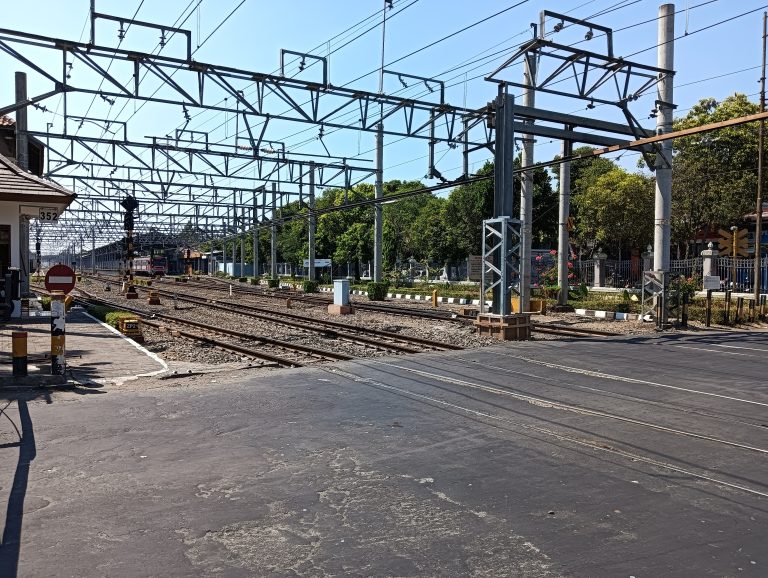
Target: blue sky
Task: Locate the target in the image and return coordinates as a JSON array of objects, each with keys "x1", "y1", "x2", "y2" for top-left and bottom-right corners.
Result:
[{"x1": 2, "y1": 0, "x2": 767, "y2": 222}]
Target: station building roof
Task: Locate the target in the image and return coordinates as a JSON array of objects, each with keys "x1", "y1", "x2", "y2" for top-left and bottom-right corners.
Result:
[{"x1": 0, "y1": 153, "x2": 76, "y2": 205}]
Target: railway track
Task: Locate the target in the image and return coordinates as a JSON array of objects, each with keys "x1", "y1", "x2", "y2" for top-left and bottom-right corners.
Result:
[
  {"x1": 79, "y1": 275, "x2": 464, "y2": 354},
  {"x1": 62, "y1": 289, "x2": 354, "y2": 368},
  {"x1": 166, "y1": 276, "x2": 622, "y2": 337},
  {"x1": 80, "y1": 274, "x2": 622, "y2": 340},
  {"x1": 137, "y1": 286, "x2": 461, "y2": 354}
]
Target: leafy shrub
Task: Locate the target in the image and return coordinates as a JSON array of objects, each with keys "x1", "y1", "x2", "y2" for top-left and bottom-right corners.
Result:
[
  {"x1": 238, "y1": 277, "x2": 247, "y2": 282},
  {"x1": 39, "y1": 296, "x2": 51, "y2": 311},
  {"x1": 302, "y1": 280, "x2": 319, "y2": 293},
  {"x1": 367, "y1": 281, "x2": 389, "y2": 301},
  {"x1": 248, "y1": 277, "x2": 260, "y2": 285},
  {"x1": 105, "y1": 311, "x2": 136, "y2": 329},
  {"x1": 267, "y1": 278, "x2": 280, "y2": 289},
  {"x1": 86, "y1": 305, "x2": 113, "y2": 321},
  {"x1": 320, "y1": 272, "x2": 332, "y2": 285}
]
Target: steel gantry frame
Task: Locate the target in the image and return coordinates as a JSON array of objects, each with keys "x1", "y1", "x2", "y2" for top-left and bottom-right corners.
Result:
[
  {"x1": 484, "y1": 9, "x2": 672, "y2": 314},
  {"x1": 2, "y1": 4, "x2": 669, "y2": 316}
]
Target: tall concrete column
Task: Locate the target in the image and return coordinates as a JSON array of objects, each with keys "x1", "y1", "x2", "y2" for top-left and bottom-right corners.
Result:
[
  {"x1": 373, "y1": 125, "x2": 383, "y2": 282},
  {"x1": 271, "y1": 183, "x2": 278, "y2": 279},
  {"x1": 519, "y1": 56, "x2": 537, "y2": 312},
  {"x1": 208, "y1": 233, "x2": 214, "y2": 275},
  {"x1": 252, "y1": 202, "x2": 259, "y2": 277},
  {"x1": 557, "y1": 135, "x2": 572, "y2": 307},
  {"x1": 308, "y1": 163, "x2": 316, "y2": 281},
  {"x1": 222, "y1": 222, "x2": 227, "y2": 275},
  {"x1": 373, "y1": 0, "x2": 387, "y2": 283},
  {"x1": 15, "y1": 72, "x2": 28, "y2": 170},
  {"x1": 16, "y1": 72, "x2": 30, "y2": 295},
  {"x1": 653, "y1": 4, "x2": 675, "y2": 272}
]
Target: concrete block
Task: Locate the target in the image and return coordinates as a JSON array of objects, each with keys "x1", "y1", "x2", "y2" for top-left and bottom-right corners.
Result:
[{"x1": 327, "y1": 304, "x2": 353, "y2": 315}]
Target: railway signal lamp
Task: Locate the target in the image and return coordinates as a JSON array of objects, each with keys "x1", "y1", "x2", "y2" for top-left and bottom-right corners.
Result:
[{"x1": 121, "y1": 195, "x2": 139, "y2": 231}]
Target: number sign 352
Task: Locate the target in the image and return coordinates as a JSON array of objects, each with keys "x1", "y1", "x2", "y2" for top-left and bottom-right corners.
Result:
[{"x1": 38, "y1": 208, "x2": 59, "y2": 222}]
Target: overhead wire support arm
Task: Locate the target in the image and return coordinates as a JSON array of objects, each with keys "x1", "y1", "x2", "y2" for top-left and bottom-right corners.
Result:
[
  {"x1": 90, "y1": 3, "x2": 193, "y2": 61},
  {"x1": 0, "y1": 27, "x2": 492, "y2": 148},
  {"x1": 383, "y1": 70, "x2": 445, "y2": 104},
  {"x1": 279, "y1": 49, "x2": 329, "y2": 87}
]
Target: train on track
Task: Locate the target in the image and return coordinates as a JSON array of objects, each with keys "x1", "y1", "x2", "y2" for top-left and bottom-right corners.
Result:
[{"x1": 132, "y1": 256, "x2": 168, "y2": 276}]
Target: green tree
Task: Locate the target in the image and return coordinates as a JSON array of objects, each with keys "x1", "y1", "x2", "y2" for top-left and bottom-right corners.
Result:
[
  {"x1": 316, "y1": 184, "x2": 374, "y2": 274},
  {"x1": 442, "y1": 161, "x2": 494, "y2": 257},
  {"x1": 671, "y1": 94, "x2": 760, "y2": 256},
  {"x1": 573, "y1": 168, "x2": 654, "y2": 258},
  {"x1": 333, "y1": 222, "x2": 373, "y2": 280},
  {"x1": 382, "y1": 179, "x2": 428, "y2": 266},
  {"x1": 514, "y1": 158, "x2": 556, "y2": 247}
]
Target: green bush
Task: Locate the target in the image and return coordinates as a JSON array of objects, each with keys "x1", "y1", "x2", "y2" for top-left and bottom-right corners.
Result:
[
  {"x1": 248, "y1": 276, "x2": 260, "y2": 285},
  {"x1": 367, "y1": 281, "x2": 389, "y2": 301},
  {"x1": 105, "y1": 311, "x2": 137, "y2": 329},
  {"x1": 238, "y1": 277, "x2": 247, "y2": 282},
  {"x1": 302, "y1": 280, "x2": 319, "y2": 293},
  {"x1": 39, "y1": 296, "x2": 51, "y2": 311},
  {"x1": 86, "y1": 305, "x2": 113, "y2": 321},
  {"x1": 267, "y1": 278, "x2": 280, "y2": 289}
]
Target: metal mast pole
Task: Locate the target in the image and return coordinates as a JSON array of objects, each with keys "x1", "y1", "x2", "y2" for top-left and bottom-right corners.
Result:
[
  {"x1": 754, "y1": 11, "x2": 766, "y2": 303},
  {"x1": 373, "y1": 0, "x2": 388, "y2": 283},
  {"x1": 271, "y1": 183, "x2": 278, "y2": 279},
  {"x1": 519, "y1": 56, "x2": 536, "y2": 313},
  {"x1": 91, "y1": 227, "x2": 96, "y2": 274},
  {"x1": 557, "y1": 133, "x2": 572, "y2": 307},
  {"x1": 252, "y1": 195, "x2": 259, "y2": 277},
  {"x1": 308, "y1": 162, "x2": 316, "y2": 281},
  {"x1": 653, "y1": 4, "x2": 675, "y2": 273}
]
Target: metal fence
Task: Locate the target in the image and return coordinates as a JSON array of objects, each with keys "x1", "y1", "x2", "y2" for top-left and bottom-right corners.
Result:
[
  {"x1": 715, "y1": 256, "x2": 768, "y2": 292},
  {"x1": 566, "y1": 256, "x2": 768, "y2": 292}
]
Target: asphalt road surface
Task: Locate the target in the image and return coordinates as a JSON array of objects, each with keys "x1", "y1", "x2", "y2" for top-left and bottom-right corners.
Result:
[{"x1": 1, "y1": 331, "x2": 766, "y2": 577}]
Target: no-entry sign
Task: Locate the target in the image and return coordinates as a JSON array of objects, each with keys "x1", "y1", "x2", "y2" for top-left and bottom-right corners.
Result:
[{"x1": 45, "y1": 264, "x2": 76, "y2": 294}]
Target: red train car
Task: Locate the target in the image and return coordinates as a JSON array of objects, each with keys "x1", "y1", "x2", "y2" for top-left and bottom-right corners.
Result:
[{"x1": 133, "y1": 256, "x2": 167, "y2": 277}]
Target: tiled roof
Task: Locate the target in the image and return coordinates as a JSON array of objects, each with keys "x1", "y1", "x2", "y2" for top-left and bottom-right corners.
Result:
[
  {"x1": 0, "y1": 115, "x2": 15, "y2": 127},
  {"x1": 0, "y1": 154, "x2": 76, "y2": 204}
]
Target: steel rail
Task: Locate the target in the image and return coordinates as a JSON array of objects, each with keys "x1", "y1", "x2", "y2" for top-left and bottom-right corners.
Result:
[{"x1": 72, "y1": 290, "x2": 353, "y2": 365}]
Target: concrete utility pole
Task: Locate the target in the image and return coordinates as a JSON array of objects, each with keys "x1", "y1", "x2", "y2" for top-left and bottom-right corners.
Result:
[
  {"x1": 252, "y1": 195, "x2": 259, "y2": 277},
  {"x1": 373, "y1": 0, "x2": 388, "y2": 283},
  {"x1": 557, "y1": 134, "x2": 572, "y2": 307},
  {"x1": 91, "y1": 228, "x2": 96, "y2": 274},
  {"x1": 16, "y1": 71, "x2": 30, "y2": 296},
  {"x1": 308, "y1": 162, "x2": 316, "y2": 281},
  {"x1": 754, "y1": 11, "x2": 766, "y2": 302},
  {"x1": 222, "y1": 221, "x2": 227, "y2": 275},
  {"x1": 519, "y1": 56, "x2": 537, "y2": 313},
  {"x1": 653, "y1": 4, "x2": 675, "y2": 273},
  {"x1": 271, "y1": 183, "x2": 278, "y2": 279}
]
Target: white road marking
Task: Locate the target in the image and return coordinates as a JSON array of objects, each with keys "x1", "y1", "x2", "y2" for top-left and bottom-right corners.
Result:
[{"x1": 500, "y1": 353, "x2": 768, "y2": 408}]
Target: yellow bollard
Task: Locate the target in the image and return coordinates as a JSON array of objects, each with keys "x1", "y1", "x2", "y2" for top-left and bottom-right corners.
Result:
[
  {"x1": 12, "y1": 331, "x2": 27, "y2": 377},
  {"x1": 432, "y1": 289, "x2": 438, "y2": 308}
]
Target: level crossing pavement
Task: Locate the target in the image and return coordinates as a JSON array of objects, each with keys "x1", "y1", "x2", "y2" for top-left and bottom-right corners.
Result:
[{"x1": 0, "y1": 328, "x2": 766, "y2": 576}]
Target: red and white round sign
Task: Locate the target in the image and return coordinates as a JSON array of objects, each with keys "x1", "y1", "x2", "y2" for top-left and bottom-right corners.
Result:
[{"x1": 45, "y1": 264, "x2": 76, "y2": 294}]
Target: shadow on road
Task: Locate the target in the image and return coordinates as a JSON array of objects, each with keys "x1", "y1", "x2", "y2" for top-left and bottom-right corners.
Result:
[{"x1": 0, "y1": 398, "x2": 35, "y2": 578}]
